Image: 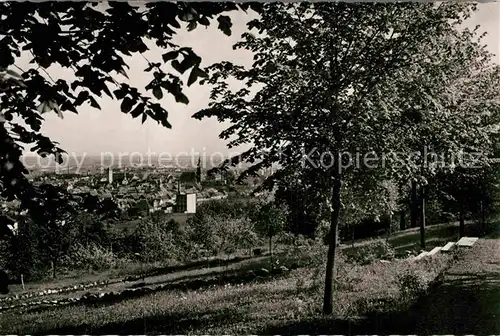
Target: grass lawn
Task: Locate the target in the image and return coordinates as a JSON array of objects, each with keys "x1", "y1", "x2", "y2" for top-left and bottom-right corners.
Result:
[
  {"x1": 3, "y1": 220, "x2": 477, "y2": 300},
  {"x1": 3, "y1": 245, "x2": 272, "y2": 296},
  {"x1": 3, "y1": 220, "x2": 491, "y2": 334},
  {"x1": 0, "y1": 245, "x2": 454, "y2": 334}
]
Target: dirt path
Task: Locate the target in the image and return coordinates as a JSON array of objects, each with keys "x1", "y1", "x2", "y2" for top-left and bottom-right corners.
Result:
[
  {"x1": 397, "y1": 235, "x2": 500, "y2": 334},
  {"x1": 358, "y1": 233, "x2": 500, "y2": 335},
  {"x1": 261, "y1": 231, "x2": 499, "y2": 335}
]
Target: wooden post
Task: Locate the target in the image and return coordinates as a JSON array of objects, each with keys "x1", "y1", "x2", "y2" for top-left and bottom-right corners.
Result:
[{"x1": 21, "y1": 274, "x2": 25, "y2": 291}]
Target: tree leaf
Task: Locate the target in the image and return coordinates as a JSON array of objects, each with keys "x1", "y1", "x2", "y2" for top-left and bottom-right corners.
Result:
[
  {"x1": 89, "y1": 96, "x2": 101, "y2": 110},
  {"x1": 131, "y1": 103, "x2": 144, "y2": 118},
  {"x1": 117, "y1": 68, "x2": 129, "y2": 79},
  {"x1": 199, "y1": 16, "x2": 210, "y2": 26},
  {"x1": 187, "y1": 67, "x2": 198, "y2": 87},
  {"x1": 170, "y1": 18, "x2": 181, "y2": 29},
  {"x1": 217, "y1": 15, "x2": 232, "y2": 36},
  {"x1": 152, "y1": 87, "x2": 163, "y2": 100},
  {"x1": 52, "y1": 101, "x2": 64, "y2": 119},
  {"x1": 60, "y1": 100, "x2": 78, "y2": 113},
  {"x1": 102, "y1": 83, "x2": 113, "y2": 99},
  {"x1": 0, "y1": 44, "x2": 15, "y2": 68},
  {"x1": 120, "y1": 97, "x2": 134, "y2": 113},
  {"x1": 175, "y1": 52, "x2": 201, "y2": 75},
  {"x1": 179, "y1": 10, "x2": 196, "y2": 22},
  {"x1": 175, "y1": 92, "x2": 189, "y2": 105},
  {"x1": 162, "y1": 51, "x2": 179, "y2": 63},
  {"x1": 171, "y1": 60, "x2": 183, "y2": 73},
  {"x1": 187, "y1": 21, "x2": 197, "y2": 31},
  {"x1": 36, "y1": 101, "x2": 46, "y2": 113},
  {"x1": 187, "y1": 67, "x2": 208, "y2": 87},
  {"x1": 113, "y1": 89, "x2": 126, "y2": 100}
]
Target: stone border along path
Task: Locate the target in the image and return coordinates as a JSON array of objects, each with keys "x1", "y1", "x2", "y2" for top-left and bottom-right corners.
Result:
[
  {"x1": 0, "y1": 241, "x2": 430, "y2": 315},
  {"x1": 0, "y1": 222, "x2": 468, "y2": 304},
  {"x1": 0, "y1": 252, "x2": 271, "y2": 305},
  {"x1": 0, "y1": 266, "x2": 291, "y2": 314},
  {"x1": 412, "y1": 236, "x2": 479, "y2": 261},
  {"x1": 0, "y1": 279, "x2": 120, "y2": 305},
  {"x1": 1, "y1": 231, "x2": 478, "y2": 312}
]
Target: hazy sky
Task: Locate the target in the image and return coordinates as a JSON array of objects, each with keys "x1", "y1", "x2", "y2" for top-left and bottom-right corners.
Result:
[{"x1": 17, "y1": 3, "x2": 500, "y2": 156}]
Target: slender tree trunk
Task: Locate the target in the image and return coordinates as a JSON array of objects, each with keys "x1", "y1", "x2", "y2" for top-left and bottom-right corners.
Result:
[
  {"x1": 323, "y1": 179, "x2": 342, "y2": 315},
  {"x1": 411, "y1": 181, "x2": 418, "y2": 228},
  {"x1": 480, "y1": 200, "x2": 485, "y2": 233},
  {"x1": 351, "y1": 224, "x2": 355, "y2": 248},
  {"x1": 400, "y1": 210, "x2": 406, "y2": 231},
  {"x1": 51, "y1": 258, "x2": 57, "y2": 279},
  {"x1": 21, "y1": 274, "x2": 25, "y2": 290},
  {"x1": 387, "y1": 214, "x2": 393, "y2": 242},
  {"x1": 459, "y1": 201, "x2": 465, "y2": 238},
  {"x1": 269, "y1": 235, "x2": 273, "y2": 266},
  {"x1": 420, "y1": 185, "x2": 426, "y2": 249}
]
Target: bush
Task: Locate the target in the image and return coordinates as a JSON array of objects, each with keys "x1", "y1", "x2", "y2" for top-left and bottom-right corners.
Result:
[
  {"x1": 132, "y1": 219, "x2": 185, "y2": 263},
  {"x1": 190, "y1": 215, "x2": 259, "y2": 257},
  {"x1": 192, "y1": 198, "x2": 259, "y2": 220},
  {"x1": 396, "y1": 269, "x2": 427, "y2": 299},
  {"x1": 186, "y1": 199, "x2": 261, "y2": 257},
  {"x1": 425, "y1": 198, "x2": 449, "y2": 225},
  {"x1": 281, "y1": 241, "x2": 357, "y2": 293},
  {"x1": 346, "y1": 240, "x2": 395, "y2": 265},
  {"x1": 276, "y1": 232, "x2": 312, "y2": 247},
  {"x1": 65, "y1": 243, "x2": 123, "y2": 271},
  {"x1": 310, "y1": 250, "x2": 358, "y2": 293},
  {"x1": 8, "y1": 220, "x2": 49, "y2": 281},
  {"x1": 0, "y1": 239, "x2": 12, "y2": 270}
]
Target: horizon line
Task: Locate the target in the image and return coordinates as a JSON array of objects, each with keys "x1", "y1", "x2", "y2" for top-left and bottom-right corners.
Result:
[{"x1": 21, "y1": 152, "x2": 245, "y2": 158}]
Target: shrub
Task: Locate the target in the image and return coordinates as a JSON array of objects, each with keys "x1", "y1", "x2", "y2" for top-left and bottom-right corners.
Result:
[
  {"x1": 275, "y1": 232, "x2": 295, "y2": 246},
  {"x1": 283, "y1": 238, "x2": 326, "y2": 268},
  {"x1": 66, "y1": 243, "x2": 122, "y2": 270},
  {"x1": 0, "y1": 239, "x2": 12, "y2": 270},
  {"x1": 8, "y1": 221, "x2": 49, "y2": 281},
  {"x1": 186, "y1": 199, "x2": 259, "y2": 259},
  {"x1": 253, "y1": 202, "x2": 288, "y2": 256},
  {"x1": 192, "y1": 198, "x2": 259, "y2": 220},
  {"x1": 283, "y1": 242, "x2": 356, "y2": 294},
  {"x1": 308, "y1": 250, "x2": 357, "y2": 293},
  {"x1": 132, "y1": 219, "x2": 185, "y2": 263},
  {"x1": 346, "y1": 240, "x2": 395, "y2": 265},
  {"x1": 186, "y1": 207, "x2": 260, "y2": 258},
  {"x1": 396, "y1": 269, "x2": 427, "y2": 299}
]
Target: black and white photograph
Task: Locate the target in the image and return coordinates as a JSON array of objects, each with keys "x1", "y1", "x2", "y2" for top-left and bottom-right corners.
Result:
[{"x1": 0, "y1": 0, "x2": 499, "y2": 334}]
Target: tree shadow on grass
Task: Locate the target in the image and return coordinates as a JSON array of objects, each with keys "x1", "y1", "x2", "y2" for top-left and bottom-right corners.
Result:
[
  {"x1": 42, "y1": 306, "x2": 247, "y2": 335},
  {"x1": 260, "y1": 273, "x2": 500, "y2": 336},
  {"x1": 36, "y1": 286, "x2": 299, "y2": 335},
  {"x1": 259, "y1": 313, "x2": 409, "y2": 335}
]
